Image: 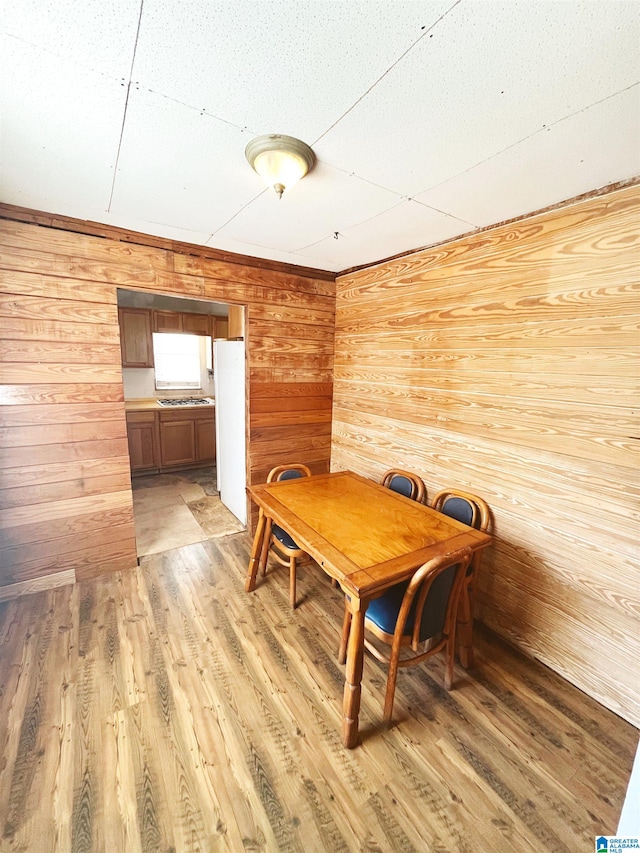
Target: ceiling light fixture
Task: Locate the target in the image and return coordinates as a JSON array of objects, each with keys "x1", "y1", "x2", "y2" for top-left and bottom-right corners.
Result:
[{"x1": 245, "y1": 133, "x2": 315, "y2": 199}]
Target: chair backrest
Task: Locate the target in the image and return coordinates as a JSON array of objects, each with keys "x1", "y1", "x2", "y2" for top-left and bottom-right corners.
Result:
[
  {"x1": 399, "y1": 548, "x2": 472, "y2": 647},
  {"x1": 381, "y1": 469, "x2": 426, "y2": 503},
  {"x1": 431, "y1": 488, "x2": 490, "y2": 532},
  {"x1": 267, "y1": 463, "x2": 312, "y2": 483}
]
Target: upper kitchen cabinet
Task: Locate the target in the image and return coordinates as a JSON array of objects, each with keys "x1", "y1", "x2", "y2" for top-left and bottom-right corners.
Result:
[
  {"x1": 153, "y1": 310, "x2": 182, "y2": 333},
  {"x1": 153, "y1": 310, "x2": 212, "y2": 336},
  {"x1": 182, "y1": 313, "x2": 211, "y2": 335},
  {"x1": 213, "y1": 315, "x2": 229, "y2": 339},
  {"x1": 118, "y1": 307, "x2": 154, "y2": 367}
]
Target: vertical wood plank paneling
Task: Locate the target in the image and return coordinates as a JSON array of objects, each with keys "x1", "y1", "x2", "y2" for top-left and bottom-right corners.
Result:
[
  {"x1": 332, "y1": 183, "x2": 640, "y2": 727},
  {"x1": 0, "y1": 213, "x2": 335, "y2": 591}
]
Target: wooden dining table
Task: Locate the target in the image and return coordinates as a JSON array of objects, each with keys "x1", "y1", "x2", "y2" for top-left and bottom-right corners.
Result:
[{"x1": 245, "y1": 470, "x2": 492, "y2": 748}]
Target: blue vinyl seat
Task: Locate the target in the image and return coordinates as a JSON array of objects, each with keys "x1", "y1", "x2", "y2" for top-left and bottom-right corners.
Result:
[
  {"x1": 380, "y1": 468, "x2": 426, "y2": 503},
  {"x1": 338, "y1": 547, "x2": 472, "y2": 725},
  {"x1": 261, "y1": 463, "x2": 312, "y2": 609},
  {"x1": 431, "y1": 489, "x2": 491, "y2": 669}
]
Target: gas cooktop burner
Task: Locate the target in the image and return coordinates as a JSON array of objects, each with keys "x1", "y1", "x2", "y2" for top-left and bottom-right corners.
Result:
[{"x1": 158, "y1": 398, "x2": 214, "y2": 406}]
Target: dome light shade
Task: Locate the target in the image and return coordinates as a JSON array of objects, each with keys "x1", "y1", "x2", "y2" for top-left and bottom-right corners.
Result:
[{"x1": 245, "y1": 134, "x2": 315, "y2": 198}]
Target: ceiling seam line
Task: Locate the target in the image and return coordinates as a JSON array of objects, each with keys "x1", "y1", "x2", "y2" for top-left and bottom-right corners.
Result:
[
  {"x1": 134, "y1": 85, "x2": 252, "y2": 133},
  {"x1": 107, "y1": 0, "x2": 146, "y2": 213},
  {"x1": 417, "y1": 82, "x2": 640, "y2": 198},
  {"x1": 311, "y1": 0, "x2": 463, "y2": 148},
  {"x1": 206, "y1": 188, "x2": 269, "y2": 241},
  {"x1": 294, "y1": 196, "x2": 475, "y2": 254}
]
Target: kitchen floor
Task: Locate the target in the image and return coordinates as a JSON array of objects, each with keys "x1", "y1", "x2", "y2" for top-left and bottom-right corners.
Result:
[{"x1": 131, "y1": 465, "x2": 245, "y2": 557}]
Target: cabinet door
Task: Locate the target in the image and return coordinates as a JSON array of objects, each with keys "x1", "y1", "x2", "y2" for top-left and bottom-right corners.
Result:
[
  {"x1": 195, "y1": 414, "x2": 216, "y2": 462},
  {"x1": 212, "y1": 315, "x2": 228, "y2": 339},
  {"x1": 126, "y1": 413, "x2": 159, "y2": 470},
  {"x1": 182, "y1": 313, "x2": 211, "y2": 335},
  {"x1": 153, "y1": 310, "x2": 183, "y2": 332},
  {"x1": 159, "y1": 418, "x2": 197, "y2": 466},
  {"x1": 119, "y1": 308, "x2": 154, "y2": 367}
]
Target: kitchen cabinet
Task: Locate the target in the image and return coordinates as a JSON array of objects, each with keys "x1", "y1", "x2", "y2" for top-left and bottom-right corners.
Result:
[
  {"x1": 212, "y1": 315, "x2": 228, "y2": 339},
  {"x1": 119, "y1": 308, "x2": 154, "y2": 367},
  {"x1": 153, "y1": 310, "x2": 211, "y2": 336},
  {"x1": 159, "y1": 408, "x2": 216, "y2": 468},
  {"x1": 160, "y1": 416, "x2": 196, "y2": 467},
  {"x1": 126, "y1": 411, "x2": 159, "y2": 471},
  {"x1": 182, "y1": 313, "x2": 211, "y2": 335},
  {"x1": 153, "y1": 310, "x2": 182, "y2": 333},
  {"x1": 195, "y1": 415, "x2": 216, "y2": 461},
  {"x1": 126, "y1": 404, "x2": 215, "y2": 474}
]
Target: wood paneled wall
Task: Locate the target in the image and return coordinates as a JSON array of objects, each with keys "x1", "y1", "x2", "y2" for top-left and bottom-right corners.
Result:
[
  {"x1": 0, "y1": 214, "x2": 335, "y2": 594},
  {"x1": 332, "y1": 184, "x2": 640, "y2": 727}
]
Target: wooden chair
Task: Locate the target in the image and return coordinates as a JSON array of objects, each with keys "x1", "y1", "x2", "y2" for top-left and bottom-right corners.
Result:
[
  {"x1": 339, "y1": 547, "x2": 472, "y2": 725},
  {"x1": 260, "y1": 463, "x2": 312, "y2": 609},
  {"x1": 380, "y1": 469, "x2": 426, "y2": 503},
  {"x1": 431, "y1": 488, "x2": 491, "y2": 669}
]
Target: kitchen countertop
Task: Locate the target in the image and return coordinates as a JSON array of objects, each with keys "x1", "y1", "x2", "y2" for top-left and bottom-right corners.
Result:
[{"x1": 125, "y1": 398, "x2": 215, "y2": 412}]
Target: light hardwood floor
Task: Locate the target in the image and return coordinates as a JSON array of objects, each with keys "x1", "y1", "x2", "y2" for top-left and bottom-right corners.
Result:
[{"x1": 0, "y1": 531, "x2": 636, "y2": 852}]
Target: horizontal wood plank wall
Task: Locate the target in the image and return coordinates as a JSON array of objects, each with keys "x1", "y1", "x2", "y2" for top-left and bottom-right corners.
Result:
[
  {"x1": 0, "y1": 216, "x2": 335, "y2": 591},
  {"x1": 332, "y1": 183, "x2": 640, "y2": 727}
]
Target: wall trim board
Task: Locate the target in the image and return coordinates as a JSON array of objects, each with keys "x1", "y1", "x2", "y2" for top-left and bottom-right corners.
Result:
[
  {"x1": 0, "y1": 202, "x2": 336, "y2": 282},
  {"x1": 338, "y1": 175, "x2": 640, "y2": 276}
]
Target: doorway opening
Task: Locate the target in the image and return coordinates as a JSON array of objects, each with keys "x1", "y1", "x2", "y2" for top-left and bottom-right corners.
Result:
[{"x1": 117, "y1": 289, "x2": 246, "y2": 557}]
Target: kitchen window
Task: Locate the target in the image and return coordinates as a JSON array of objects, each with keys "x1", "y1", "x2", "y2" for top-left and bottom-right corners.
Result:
[{"x1": 153, "y1": 333, "x2": 208, "y2": 390}]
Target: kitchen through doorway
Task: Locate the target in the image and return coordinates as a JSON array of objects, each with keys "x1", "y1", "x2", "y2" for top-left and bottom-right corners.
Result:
[{"x1": 117, "y1": 289, "x2": 247, "y2": 554}]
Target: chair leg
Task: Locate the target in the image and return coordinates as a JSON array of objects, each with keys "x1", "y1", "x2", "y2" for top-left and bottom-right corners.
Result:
[
  {"x1": 289, "y1": 556, "x2": 297, "y2": 609},
  {"x1": 338, "y1": 607, "x2": 351, "y2": 664},
  {"x1": 383, "y1": 651, "x2": 400, "y2": 726},
  {"x1": 444, "y1": 632, "x2": 456, "y2": 690},
  {"x1": 457, "y1": 581, "x2": 475, "y2": 669}
]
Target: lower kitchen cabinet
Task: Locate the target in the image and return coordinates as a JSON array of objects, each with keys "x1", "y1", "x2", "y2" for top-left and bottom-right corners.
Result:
[
  {"x1": 126, "y1": 412, "x2": 160, "y2": 471},
  {"x1": 126, "y1": 406, "x2": 216, "y2": 474},
  {"x1": 158, "y1": 408, "x2": 216, "y2": 469},
  {"x1": 195, "y1": 415, "x2": 216, "y2": 461},
  {"x1": 159, "y1": 416, "x2": 196, "y2": 467}
]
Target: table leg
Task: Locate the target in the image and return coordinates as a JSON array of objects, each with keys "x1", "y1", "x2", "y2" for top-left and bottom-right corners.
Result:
[
  {"x1": 457, "y1": 580, "x2": 475, "y2": 669},
  {"x1": 342, "y1": 597, "x2": 365, "y2": 749},
  {"x1": 245, "y1": 508, "x2": 266, "y2": 593}
]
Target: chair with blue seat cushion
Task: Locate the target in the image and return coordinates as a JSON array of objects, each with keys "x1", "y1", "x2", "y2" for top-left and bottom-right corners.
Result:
[
  {"x1": 380, "y1": 469, "x2": 426, "y2": 503},
  {"x1": 431, "y1": 488, "x2": 491, "y2": 669},
  {"x1": 260, "y1": 463, "x2": 312, "y2": 609},
  {"x1": 338, "y1": 547, "x2": 472, "y2": 725}
]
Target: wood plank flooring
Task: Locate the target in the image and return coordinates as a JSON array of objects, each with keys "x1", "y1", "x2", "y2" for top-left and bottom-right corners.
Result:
[{"x1": 0, "y1": 532, "x2": 636, "y2": 852}]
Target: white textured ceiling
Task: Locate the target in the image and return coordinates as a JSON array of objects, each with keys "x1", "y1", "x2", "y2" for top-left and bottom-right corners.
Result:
[{"x1": 1, "y1": 1, "x2": 639, "y2": 273}]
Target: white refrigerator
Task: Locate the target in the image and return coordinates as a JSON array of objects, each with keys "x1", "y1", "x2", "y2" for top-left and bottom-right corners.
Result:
[{"x1": 213, "y1": 340, "x2": 247, "y2": 525}]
